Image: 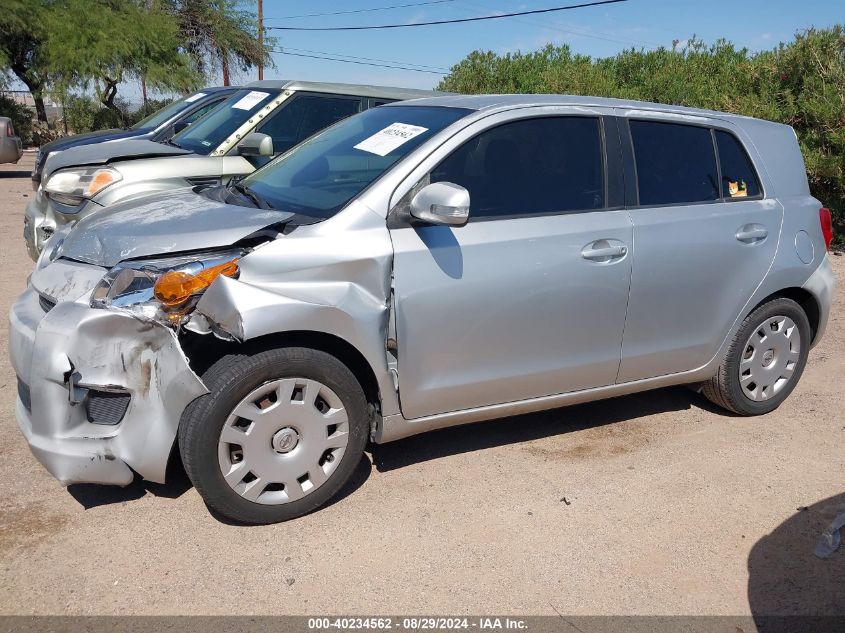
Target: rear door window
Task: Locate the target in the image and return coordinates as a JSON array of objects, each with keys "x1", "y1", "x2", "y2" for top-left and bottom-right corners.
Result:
[
  {"x1": 630, "y1": 120, "x2": 719, "y2": 206},
  {"x1": 180, "y1": 99, "x2": 226, "y2": 125},
  {"x1": 258, "y1": 94, "x2": 363, "y2": 155},
  {"x1": 431, "y1": 116, "x2": 605, "y2": 219},
  {"x1": 715, "y1": 130, "x2": 761, "y2": 198}
]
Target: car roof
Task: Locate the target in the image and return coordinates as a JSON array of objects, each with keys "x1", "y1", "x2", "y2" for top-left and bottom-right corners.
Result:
[
  {"x1": 242, "y1": 79, "x2": 441, "y2": 101},
  {"x1": 387, "y1": 93, "x2": 770, "y2": 125},
  {"x1": 195, "y1": 86, "x2": 239, "y2": 94}
]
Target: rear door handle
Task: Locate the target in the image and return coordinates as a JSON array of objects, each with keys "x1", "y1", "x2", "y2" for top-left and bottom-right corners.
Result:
[
  {"x1": 581, "y1": 243, "x2": 628, "y2": 261},
  {"x1": 736, "y1": 225, "x2": 768, "y2": 243}
]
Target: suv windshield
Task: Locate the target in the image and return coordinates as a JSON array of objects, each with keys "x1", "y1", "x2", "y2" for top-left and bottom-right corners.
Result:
[
  {"x1": 239, "y1": 105, "x2": 471, "y2": 221},
  {"x1": 172, "y1": 88, "x2": 281, "y2": 155},
  {"x1": 130, "y1": 93, "x2": 203, "y2": 132}
]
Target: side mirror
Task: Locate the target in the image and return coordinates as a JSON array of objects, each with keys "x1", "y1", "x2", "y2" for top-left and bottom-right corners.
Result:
[
  {"x1": 410, "y1": 182, "x2": 470, "y2": 226},
  {"x1": 237, "y1": 132, "x2": 274, "y2": 157},
  {"x1": 172, "y1": 120, "x2": 190, "y2": 134}
]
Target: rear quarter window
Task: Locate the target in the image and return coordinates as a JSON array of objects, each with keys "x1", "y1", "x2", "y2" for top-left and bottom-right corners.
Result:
[
  {"x1": 630, "y1": 120, "x2": 719, "y2": 206},
  {"x1": 715, "y1": 130, "x2": 761, "y2": 198}
]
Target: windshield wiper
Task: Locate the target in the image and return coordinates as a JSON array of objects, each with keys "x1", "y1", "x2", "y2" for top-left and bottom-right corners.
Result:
[
  {"x1": 163, "y1": 138, "x2": 182, "y2": 149},
  {"x1": 231, "y1": 182, "x2": 273, "y2": 209}
]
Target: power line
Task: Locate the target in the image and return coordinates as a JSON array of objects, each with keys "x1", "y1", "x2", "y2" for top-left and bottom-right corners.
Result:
[
  {"x1": 266, "y1": 0, "x2": 460, "y2": 21},
  {"x1": 279, "y1": 46, "x2": 450, "y2": 72},
  {"x1": 271, "y1": 49, "x2": 447, "y2": 74},
  {"x1": 455, "y1": 0, "x2": 660, "y2": 48},
  {"x1": 265, "y1": 0, "x2": 629, "y2": 32}
]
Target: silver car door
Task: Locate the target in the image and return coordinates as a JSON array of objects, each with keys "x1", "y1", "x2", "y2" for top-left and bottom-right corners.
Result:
[
  {"x1": 615, "y1": 110, "x2": 782, "y2": 382},
  {"x1": 389, "y1": 107, "x2": 634, "y2": 420}
]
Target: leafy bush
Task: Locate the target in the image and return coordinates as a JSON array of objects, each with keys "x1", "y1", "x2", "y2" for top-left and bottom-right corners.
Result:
[
  {"x1": 62, "y1": 93, "x2": 99, "y2": 134},
  {"x1": 63, "y1": 94, "x2": 178, "y2": 134},
  {"x1": 439, "y1": 26, "x2": 845, "y2": 245}
]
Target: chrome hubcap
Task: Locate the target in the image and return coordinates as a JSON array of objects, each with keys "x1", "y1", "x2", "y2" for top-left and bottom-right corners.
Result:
[
  {"x1": 217, "y1": 378, "x2": 349, "y2": 505},
  {"x1": 739, "y1": 315, "x2": 801, "y2": 402}
]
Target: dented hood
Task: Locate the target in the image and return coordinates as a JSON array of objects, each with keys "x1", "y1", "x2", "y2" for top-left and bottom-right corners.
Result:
[
  {"x1": 42, "y1": 138, "x2": 192, "y2": 180},
  {"x1": 58, "y1": 189, "x2": 294, "y2": 267}
]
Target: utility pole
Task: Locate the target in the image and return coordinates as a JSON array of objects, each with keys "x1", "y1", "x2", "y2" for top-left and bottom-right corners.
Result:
[{"x1": 257, "y1": 0, "x2": 264, "y2": 80}]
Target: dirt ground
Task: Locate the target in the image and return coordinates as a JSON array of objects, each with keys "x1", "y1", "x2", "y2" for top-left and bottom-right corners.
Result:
[{"x1": 0, "y1": 153, "x2": 843, "y2": 617}]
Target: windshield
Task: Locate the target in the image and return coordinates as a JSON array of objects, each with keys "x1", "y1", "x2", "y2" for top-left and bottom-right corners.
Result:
[
  {"x1": 172, "y1": 88, "x2": 281, "y2": 155},
  {"x1": 239, "y1": 105, "x2": 471, "y2": 221},
  {"x1": 130, "y1": 92, "x2": 206, "y2": 132}
]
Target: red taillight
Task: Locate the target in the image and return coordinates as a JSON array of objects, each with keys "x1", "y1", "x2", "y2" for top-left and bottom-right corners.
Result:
[
  {"x1": 819, "y1": 207, "x2": 833, "y2": 251},
  {"x1": 4, "y1": 122, "x2": 12, "y2": 137}
]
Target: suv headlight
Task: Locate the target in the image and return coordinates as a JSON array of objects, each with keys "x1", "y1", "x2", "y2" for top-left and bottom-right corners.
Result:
[
  {"x1": 90, "y1": 250, "x2": 244, "y2": 325},
  {"x1": 44, "y1": 166, "x2": 122, "y2": 206}
]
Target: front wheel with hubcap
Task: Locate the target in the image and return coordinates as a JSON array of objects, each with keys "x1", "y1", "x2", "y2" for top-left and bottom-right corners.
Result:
[
  {"x1": 179, "y1": 347, "x2": 370, "y2": 524},
  {"x1": 702, "y1": 297, "x2": 811, "y2": 416}
]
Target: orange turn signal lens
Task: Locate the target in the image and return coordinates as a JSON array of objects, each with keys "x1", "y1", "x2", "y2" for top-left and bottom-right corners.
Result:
[
  {"x1": 153, "y1": 259, "x2": 239, "y2": 309},
  {"x1": 84, "y1": 169, "x2": 118, "y2": 197}
]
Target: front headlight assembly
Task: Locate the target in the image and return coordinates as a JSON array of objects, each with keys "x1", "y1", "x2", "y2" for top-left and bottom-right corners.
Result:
[
  {"x1": 90, "y1": 250, "x2": 244, "y2": 326},
  {"x1": 43, "y1": 166, "x2": 122, "y2": 207}
]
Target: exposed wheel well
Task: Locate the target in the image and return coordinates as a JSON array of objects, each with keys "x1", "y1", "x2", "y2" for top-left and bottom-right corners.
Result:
[
  {"x1": 748, "y1": 287, "x2": 821, "y2": 341},
  {"x1": 179, "y1": 330, "x2": 382, "y2": 412}
]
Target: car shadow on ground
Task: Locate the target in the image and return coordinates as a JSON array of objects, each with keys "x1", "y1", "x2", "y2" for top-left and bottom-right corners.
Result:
[
  {"x1": 371, "y1": 385, "x2": 726, "y2": 472},
  {"x1": 748, "y1": 491, "x2": 845, "y2": 630},
  {"x1": 64, "y1": 386, "x2": 719, "y2": 515},
  {"x1": 67, "y1": 446, "x2": 192, "y2": 509},
  {"x1": 0, "y1": 169, "x2": 32, "y2": 178}
]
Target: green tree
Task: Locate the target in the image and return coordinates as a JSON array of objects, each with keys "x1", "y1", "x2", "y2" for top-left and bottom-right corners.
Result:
[
  {"x1": 438, "y1": 26, "x2": 845, "y2": 245},
  {"x1": 0, "y1": 0, "x2": 51, "y2": 122},
  {"x1": 42, "y1": 0, "x2": 199, "y2": 118},
  {"x1": 168, "y1": 0, "x2": 272, "y2": 85}
]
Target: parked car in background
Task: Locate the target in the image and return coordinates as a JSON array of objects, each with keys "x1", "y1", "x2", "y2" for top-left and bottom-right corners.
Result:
[
  {"x1": 0, "y1": 117, "x2": 23, "y2": 164},
  {"x1": 31, "y1": 86, "x2": 237, "y2": 189},
  {"x1": 24, "y1": 80, "x2": 438, "y2": 260},
  {"x1": 10, "y1": 95, "x2": 835, "y2": 524}
]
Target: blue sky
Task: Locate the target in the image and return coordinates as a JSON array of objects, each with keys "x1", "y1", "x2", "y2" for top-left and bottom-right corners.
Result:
[
  {"x1": 256, "y1": 0, "x2": 843, "y2": 89},
  {"x1": 13, "y1": 0, "x2": 842, "y2": 102}
]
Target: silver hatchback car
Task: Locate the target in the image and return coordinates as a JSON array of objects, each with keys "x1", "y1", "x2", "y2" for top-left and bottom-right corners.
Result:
[
  {"x1": 9, "y1": 95, "x2": 835, "y2": 523},
  {"x1": 0, "y1": 116, "x2": 23, "y2": 164}
]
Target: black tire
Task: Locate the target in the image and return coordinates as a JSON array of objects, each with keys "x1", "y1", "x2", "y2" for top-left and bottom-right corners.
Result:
[
  {"x1": 702, "y1": 297, "x2": 811, "y2": 416},
  {"x1": 178, "y1": 346, "x2": 370, "y2": 524}
]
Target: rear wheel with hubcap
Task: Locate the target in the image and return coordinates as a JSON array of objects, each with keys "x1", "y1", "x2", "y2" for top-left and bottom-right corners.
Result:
[
  {"x1": 702, "y1": 297, "x2": 811, "y2": 416},
  {"x1": 179, "y1": 347, "x2": 369, "y2": 524}
]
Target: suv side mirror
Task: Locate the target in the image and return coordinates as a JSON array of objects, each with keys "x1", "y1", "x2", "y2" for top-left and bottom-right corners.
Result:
[
  {"x1": 410, "y1": 182, "x2": 470, "y2": 226},
  {"x1": 172, "y1": 120, "x2": 190, "y2": 134},
  {"x1": 238, "y1": 132, "x2": 274, "y2": 157}
]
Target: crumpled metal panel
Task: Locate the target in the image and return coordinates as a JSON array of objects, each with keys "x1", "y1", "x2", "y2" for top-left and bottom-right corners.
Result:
[
  {"x1": 194, "y1": 200, "x2": 401, "y2": 417},
  {"x1": 57, "y1": 189, "x2": 293, "y2": 267},
  {"x1": 29, "y1": 258, "x2": 107, "y2": 303},
  {"x1": 10, "y1": 286, "x2": 208, "y2": 485}
]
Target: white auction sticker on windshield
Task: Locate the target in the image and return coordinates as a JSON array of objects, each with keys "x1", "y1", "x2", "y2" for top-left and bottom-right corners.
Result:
[
  {"x1": 184, "y1": 92, "x2": 207, "y2": 103},
  {"x1": 354, "y1": 123, "x2": 428, "y2": 156},
  {"x1": 231, "y1": 91, "x2": 270, "y2": 111}
]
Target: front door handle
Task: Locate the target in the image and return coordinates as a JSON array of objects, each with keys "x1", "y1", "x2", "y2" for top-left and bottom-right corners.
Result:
[
  {"x1": 736, "y1": 225, "x2": 768, "y2": 244},
  {"x1": 581, "y1": 241, "x2": 628, "y2": 262}
]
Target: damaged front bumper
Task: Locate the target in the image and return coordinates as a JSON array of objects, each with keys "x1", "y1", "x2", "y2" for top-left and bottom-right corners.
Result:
[
  {"x1": 9, "y1": 263, "x2": 208, "y2": 486},
  {"x1": 23, "y1": 195, "x2": 54, "y2": 262}
]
